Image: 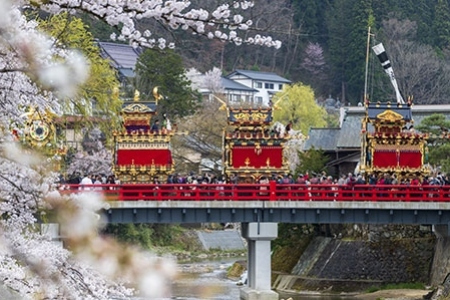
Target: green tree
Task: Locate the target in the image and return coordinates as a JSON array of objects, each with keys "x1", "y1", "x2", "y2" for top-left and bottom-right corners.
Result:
[
  {"x1": 433, "y1": 0, "x2": 450, "y2": 49},
  {"x1": 416, "y1": 114, "x2": 450, "y2": 136},
  {"x1": 134, "y1": 49, "x2": 200, "y2": 119},
  {"x1": 38, "y1": 13, "x2": 122, "y2": 144},
  {"x1": 326, "y1": 0, "x2": 375, "y2": 104},
  {"x1": 291, "y1": 0, "x2": 328, "y2": 44},
  {"x1": 416, "y1": 114, "x2": 450, "y2": 173},
  {"x1": 272, "y1": 83, "x2": 327, "y2": 135},
  {"x1": 295, "y1": 146, "x2": 329, "y2": 175}
]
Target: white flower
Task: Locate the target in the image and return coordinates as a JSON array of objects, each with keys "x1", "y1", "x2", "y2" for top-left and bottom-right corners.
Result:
[
  {"x1": 274, "y1": 40, "x2": 282, "y2": 49},
  {"x1": 239, "y1": 23, "x2": 249, "y2": 30},
  {"x1": 143, "y1": 30, "x2": 151, "y2": 37},
  {"x1": 233, "y1": 14, "x2": 243, "y2": 24}
]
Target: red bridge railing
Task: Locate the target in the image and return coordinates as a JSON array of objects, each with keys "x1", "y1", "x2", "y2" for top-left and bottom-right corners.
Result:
[{"x1": 59, "y1": 183, "x2": 450, "y2": 202}]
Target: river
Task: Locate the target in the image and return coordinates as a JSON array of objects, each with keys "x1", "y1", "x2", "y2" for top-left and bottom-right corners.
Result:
[{"x1": 139, "y1": 257, "x2": 355, "y2": 300}]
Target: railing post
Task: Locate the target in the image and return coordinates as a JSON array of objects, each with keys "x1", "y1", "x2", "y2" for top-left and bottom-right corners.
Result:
[
  {"x1": 269, "y1": 181, "x2": 276, "y2": 201},
  {"x1": 195, "y1": 186, "x2": 200, "y2": 201},
  {"x1": 119, "y1": 184, "x2": 124, "y2": 201},
  {"x1": 156, "y1": 185, "x2": 162, "y2": 201},
  {"x1": 405, "y1": 186, "x2": 410, "y2": 202}
]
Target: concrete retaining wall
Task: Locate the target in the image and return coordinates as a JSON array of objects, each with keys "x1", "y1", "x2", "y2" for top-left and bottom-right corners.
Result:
[{"x1": 197, "y1": 230, "x2": 246, "y2": 251}]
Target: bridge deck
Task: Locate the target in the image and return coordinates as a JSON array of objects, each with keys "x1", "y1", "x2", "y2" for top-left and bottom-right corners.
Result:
[
  {"x1": 104, "y1": 200, "x2": 450, "y2": 224},
  {"x1": 60, "y1": 183, "x2": 450, "y2": 224}
]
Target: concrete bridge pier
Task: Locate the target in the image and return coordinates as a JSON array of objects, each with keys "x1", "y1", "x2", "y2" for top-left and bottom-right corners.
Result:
[{"x1": 240, "y1": 222, "x2": 279, "y2": 300}]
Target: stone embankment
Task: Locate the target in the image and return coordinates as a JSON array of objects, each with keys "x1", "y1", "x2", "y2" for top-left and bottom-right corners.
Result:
[{"x1": 272, "y1": 224, "x2": 436, "y2": 293}]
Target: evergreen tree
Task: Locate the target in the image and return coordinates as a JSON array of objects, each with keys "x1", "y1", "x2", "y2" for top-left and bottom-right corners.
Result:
[
  {"x1": 433, "y1": 0, "x2": 450, "y2": 49},
  {"x1": 295, "y1": 146, "x2": 329, "y2": 175},
  {"x1": 134, "y1": 49, "x2": 200, "y2": 119},
  {"x1": 326, "y1": 0, "x2": 364, "y2": 104},
  {"x1": 416, "y1": 114, "x2": 450, "y2": 173},
  {"x1": 346, "y1": 0, "x2": 374, "y2": 104},
  {"x1": 291, "y1": 0, "x2": 329, "y2": 44}
]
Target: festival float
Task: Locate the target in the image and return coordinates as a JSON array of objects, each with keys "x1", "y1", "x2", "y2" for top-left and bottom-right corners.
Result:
[
  {"x1": 113, "y1": 88, "x2": 175, "y2": 183},
  {"x1": 16, "y1": 107, "x2": 67, "y2": 171},
  {"x1": 221, "y1": 99, "x2": 290, "y2": 183},
  {"x1": 360, "y1": 41, "x2": 429, "y2": 179}
]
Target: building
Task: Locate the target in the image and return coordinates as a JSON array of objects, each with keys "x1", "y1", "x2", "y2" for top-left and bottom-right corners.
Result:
[
  {"x1": 225, "y1": 69, "x2": 291, "y2": 106},
  {"x1": 97, "y1": 41, "x2": 141, "y2": 85},
  {"x1": 216, "y1": 77, "x2": 258, "y2": 104},
  {"x1": 96, "y1": 42, "x2": 291, "y2": 106}
]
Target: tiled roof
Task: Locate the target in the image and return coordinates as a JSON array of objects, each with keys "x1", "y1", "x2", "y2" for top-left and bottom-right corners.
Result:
[
  {"x1": 336, "y1": 107, "x2": 365, "y2": 149},
  {"x1": 367, "y1": 103, "x2": 413, "y2": 121},
  {"x1": 226, "y1": 69, "x2": 291, "y2": 83},
  {"x1": 118, "y1": 68, "x2": 135, "y2": 78},
  {"x1": 97, "y1": 41, "x2": 141, "y2": 72},
  {"x1": 303, "y1": 128, "x2": 341, "y2": 151},
  {"x1": 221, "y1": 77, "x2": 258, "y2": 92}
]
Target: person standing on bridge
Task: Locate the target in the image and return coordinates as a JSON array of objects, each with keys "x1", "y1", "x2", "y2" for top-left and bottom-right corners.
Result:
[
  {"x1": 93, "y1": 175, "x2": 103, "y2": 190},
  {"x1": 258, "y1": 176, "x2": 270, "y2": 197},
  {"x1": 80, "y1": 174, "x2": 93, "y2": 190}
]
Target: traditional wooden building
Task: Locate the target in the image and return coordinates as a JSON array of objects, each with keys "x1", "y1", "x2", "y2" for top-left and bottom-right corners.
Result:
[
  {"x1": 222, "y1": 106, "x2": 289, "y2": 183},
  {"x1": 113, "y1": 91, "x2": 174, "y2": 183}
]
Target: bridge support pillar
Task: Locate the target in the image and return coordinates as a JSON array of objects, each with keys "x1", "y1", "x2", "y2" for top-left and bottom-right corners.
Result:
[{"x1": 240, "y1": 222, "x2": 279, "y2": 300}]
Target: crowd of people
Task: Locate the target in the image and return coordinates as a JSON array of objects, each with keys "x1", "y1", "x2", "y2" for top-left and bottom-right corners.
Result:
[
  {"x1": 60, "y1": 170, "x2": 449, "y2": 188},
  {"x1": 265, "y1": 171, "x2": 450, "y2": 187},
  {"x1": 62, "y1": 172, "x2": 118, "y2": 185}
]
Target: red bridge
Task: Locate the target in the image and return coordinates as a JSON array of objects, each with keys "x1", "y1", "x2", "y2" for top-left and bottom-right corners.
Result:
[
  {"x1": 61, "y1": 183, "x2": 450, "y2": 202},
  {"x1": 59, "y1": 183, "x2": 450, "y2": 225}
]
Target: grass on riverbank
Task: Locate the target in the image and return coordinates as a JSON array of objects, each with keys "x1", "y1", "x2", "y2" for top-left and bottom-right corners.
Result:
[{"x1": 366, "y1": 282, "x2": 427, "y2": 293}]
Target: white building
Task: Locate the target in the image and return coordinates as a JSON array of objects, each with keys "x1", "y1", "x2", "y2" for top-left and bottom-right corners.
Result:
[
  {"x1": 226, "y1": 69, "x2": 292, "y2": 106},
  {"x1": 220, "y1": 77, "x2": 259, "y2": 104}
]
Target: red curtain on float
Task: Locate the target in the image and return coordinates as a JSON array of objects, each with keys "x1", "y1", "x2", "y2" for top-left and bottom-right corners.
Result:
[
  {"x1": 372, "y1": 151, "x2": 397, "y2": 168},
  {"x1": 231, "y1": 146, "x2": 283, "y2": 168},
  {"x1": 117, "y1": 149, "x2": 172, "y2": 166},
  {"x1": 372, "y1": 150, "x2": 422, "y2": 168},
  {"x1": 399, "y1": 151, "x2": 422, "y2": 168}
]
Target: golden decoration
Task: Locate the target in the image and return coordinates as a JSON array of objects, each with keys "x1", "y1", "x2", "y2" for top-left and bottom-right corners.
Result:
[
  {"x1": 122, "y1": 103, "x2": 153, "y2": 113},
  {"x1": 23, "y1": 107, "x2": 56, "y2": 148},
  {"x1": 254, "y1": 143, "x2": 262, "y2": 155},
  {"x1": 376, "y1": 109, "x2": 404, "y2": 122},
  {"x1": 234, "y1": 112, "x2": 251, "y2": 122},
  {"x1": 212, "y1": 95, "x2": 228, "y2": 111},
  {"x1": 245, "y1": 157, "x2": 251, "y2": 166},
  {"x1": 232, "y1": 112, "x2": 268, "y2": 123},
  {"x1": 134, "y1": 90, "x2": 140, "y2": 102},
  {"x1": 153, "y1": 86, "x2": 163, "y2": 104}
]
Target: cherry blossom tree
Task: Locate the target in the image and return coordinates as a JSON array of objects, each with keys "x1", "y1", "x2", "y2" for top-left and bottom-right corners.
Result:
[
  {"x1": 300, "y1": 42, "x2": 329, "y2": 97},
  {"x1": 0, "y1": 0, "x2": 280, "y2": 298},
  {"x1": 67, "y1": 128, "x2": 113, "y2": 176},
  {"x1": 203, "y1": 67, "x2": 225, "y2": 94}
]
